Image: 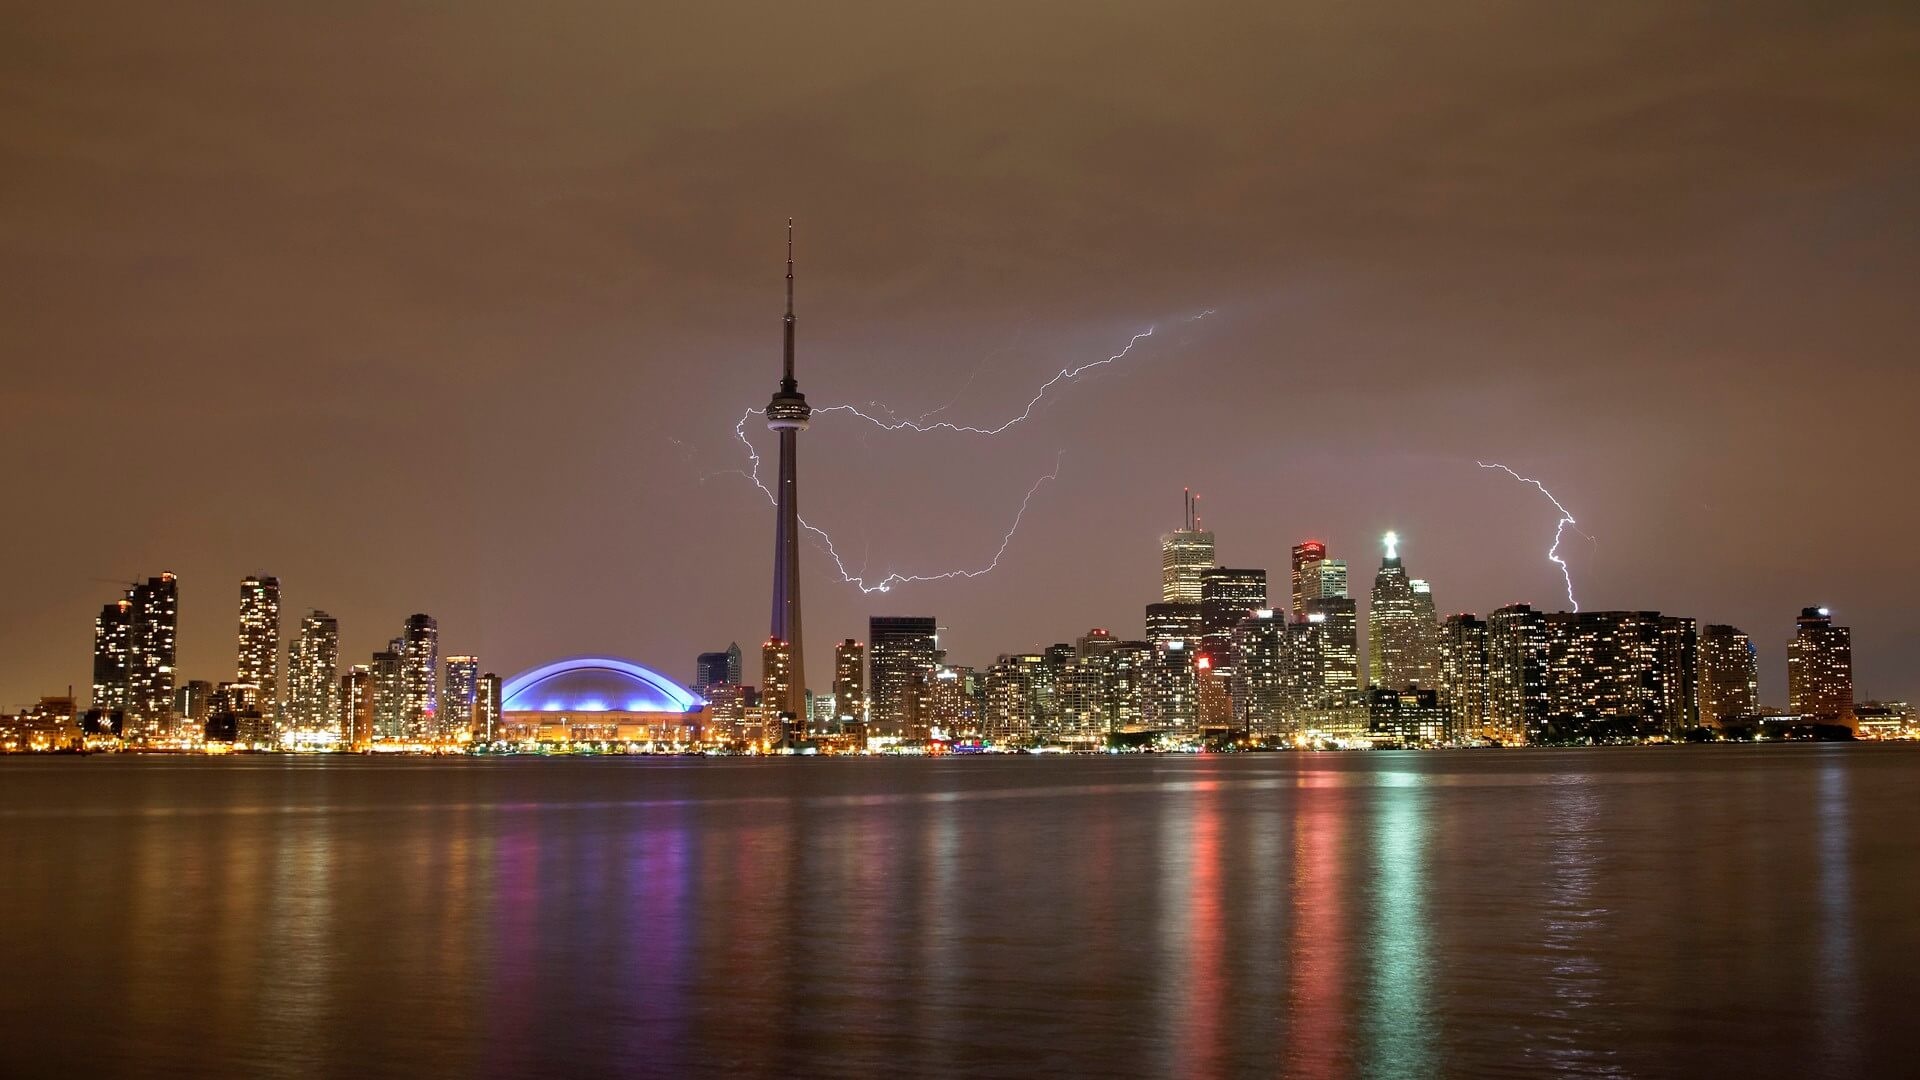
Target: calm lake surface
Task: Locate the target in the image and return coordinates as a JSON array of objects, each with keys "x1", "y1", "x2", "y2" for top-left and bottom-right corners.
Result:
[{"x1": 1, "y1": 747, "x2": 1915, "y2": 1078}]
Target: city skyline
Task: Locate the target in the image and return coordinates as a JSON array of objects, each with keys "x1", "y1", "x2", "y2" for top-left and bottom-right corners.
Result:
[{"x1": 3, "y1": 3, "x2": 1917, "y2": 711}]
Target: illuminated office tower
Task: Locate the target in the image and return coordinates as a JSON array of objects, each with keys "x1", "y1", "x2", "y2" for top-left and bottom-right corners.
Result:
[
  {"x1": 442, "y1": 656, "x2": 479, "y2": 744},
  {"x1": 1486, "y1": 603, "x2": 1547, "y2": 744},
  {"x1": 1298, "y1": 555, "x2": 1348, "y2": 607},
  {"x1": 868, "y1": 616, "x2": 937, "y2": 740},
  {"x1": 286, "y1": 609, "x2": 339, "y2": 736},
  {"x1": 1161, "y1": 489, "x2": 1215, "y2": 603},
  {"x1": 1368, "y1": 533, "x2": 1439, "y2": 689},
  {"x1": 695, "y1": 643, "x2": 742, "y2": 691},
  {"x1": 236, "y1": 575, "x2": 281, "y2": 728},
  {"x1": 371, "y1": 640, "x2": 405, "y2": 741},
  {"x1": 1231, "y1": 609, "x2": 1288, "y2": 739},
  {"x1": 1697, "y1": 624, "x2": 1760, "y2": 730},
  {"x1": 761, "y1": 638, "x2": 794, "y2": 745},
  {"x1": 833, "y1": 639, "x2": 866, "y2": 723},
  {"x1": 1199, "y1": 567, "x2": 1267, "y2": 660},
  {"x1": 126, "y1": 573, "x2": 179, "y2": 743},
  {"x1": 1788, "y1": 607, "x2": 1854, "y2": 728},
  {"x1": 341, "y1": 666, "x2": 375, "y2": 750},
  {"x1": 474, "y1": 671, "x2": 503, "y2": 743},
  {"x1": 1145, "y1": 601, "x2": 1202, "y2": 646},
  {"x1": 1304, "y1": 596, "x2": 1360, "y2": 699},
  {"x1": 1290, "y1": 540, "x2": 1327, "y2": 616},
  {"x1": 1438, "y1": 614, "x2": 1490, "y2": 740},
  {"x1": 91, "y1": 596, "x2": 133, "y2": 718},
  {"x1": 400, "y1": 614, "x2": 439, "y2": 742},
  {"x1": 1540, "y1": 611, "x2": 1696, "y2": 740}
]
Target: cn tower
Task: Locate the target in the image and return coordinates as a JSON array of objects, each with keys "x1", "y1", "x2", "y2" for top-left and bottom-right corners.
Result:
[{"x1": 764, "y1": 219, "x2": 812, "y2": 747}]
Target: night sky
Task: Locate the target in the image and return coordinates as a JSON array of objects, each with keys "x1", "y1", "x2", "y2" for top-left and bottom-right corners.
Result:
[{"x1": 4, "y1": 2, "x2": 1917, "y2": 707}]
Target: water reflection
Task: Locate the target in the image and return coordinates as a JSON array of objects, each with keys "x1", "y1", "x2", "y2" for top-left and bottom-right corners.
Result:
[
  {"x1": 1816, "y1": 753, "x2": 1859, "y2": 1074},
  {"x1": 1285, "y1": 771, "x2": 1348, "y2": 1077},
  {"x1": 1364, "y1": 772, "x2": 1432, "y2": 1077}
]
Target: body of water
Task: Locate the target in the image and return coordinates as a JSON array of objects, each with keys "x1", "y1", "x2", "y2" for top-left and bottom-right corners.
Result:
[{"x1": 2, "y1": 746, "x2": 1914, "y2": 1077}]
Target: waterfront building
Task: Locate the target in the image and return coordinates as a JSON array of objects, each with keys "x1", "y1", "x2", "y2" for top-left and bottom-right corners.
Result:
[
  {"x1": 1438, "y1": 613, "x2": 1490, "y2": 741},
  {"x1": 0, "y1": 697, "x2": 81, "y2": 752},
  {"x1": 1537, "y1": 611, "x2": 1697, "y2": 741},
  {"x1": 761, "y1": 638, "x2": 795, "y2": 745},
  {"x1": 984, "y1": 653, "x2": 1045, "y2": 742},
  {"x1": 1854, "y1": 701, "x2": 1913, "y2": 739},
  {"x1": 1230, "y1": 608, "x2": 1288, "y2": 739},
  {"x1": 91, "y1": 596, "x2": 133, "y2": 721},
  {"x1": 341, "y1": 666, "x2": 374, "y2": 750},
  {"x1": 869, "y1": 616, "x2": 938, "y2": 740},
  {"x1": 474, "y1": 671, "x2": 503, "y2": 743},
  {"x1": 286, "y1": 610, "x2": 339, "y2": 738},
  {"x1": 400, "y1": 614, "x2": 439, "y2": 742},
  {"x1": 1368, "y1": 685, "x2": 1448, "y2": 746},
  {"x1": 1697, "y1": 624, "x2": 1760, "y2": 730},
  {"x1": 1144, "y1": 639, "x2": 1198, "y2": 732},
  {"x1": 496, "y1": 657, "x2": 706, "y2": 746},
  {"x1": 1160, "y1": 489, "x2": 1215, "y2": 603},
  {"x1": 236, "y1": 575, "x2": 280, "y2": 730},
  {"x1": 442, "y1": 655, "x2": 480, "y2": 744},
  {"x1": 372, "y1": 641, "x2": 405, "y2": 741},
  {"x1": 1788, "y1": 607, "x2": 1854, "y2": 729},
  {"x1": 173, "y1": 679, "x2": 214, "y2": 731},
  {"x1": 126, "y1": 573, "x2": 179, "y2": 744},
  {"x1": 921, "y1": 665, "x2": 977, "y2": 738},
  {"x1": 1487, "y1": 603, "x2": 1546, "y2": 744}
]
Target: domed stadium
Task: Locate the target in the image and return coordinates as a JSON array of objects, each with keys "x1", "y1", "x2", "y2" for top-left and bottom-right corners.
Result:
[{"x1": 498, "y1": 657, "x2": 707, "y2": 746}]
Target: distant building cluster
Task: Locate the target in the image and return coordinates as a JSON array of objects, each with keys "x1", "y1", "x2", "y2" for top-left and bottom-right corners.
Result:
[{"x1": 3, "y1": 492, "x2": 1913, "y2": 754}]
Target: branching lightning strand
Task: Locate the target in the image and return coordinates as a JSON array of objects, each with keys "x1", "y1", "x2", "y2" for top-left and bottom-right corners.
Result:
[{"x1": 1477, "y1": 461, "x2": 1583, "y2": 612}]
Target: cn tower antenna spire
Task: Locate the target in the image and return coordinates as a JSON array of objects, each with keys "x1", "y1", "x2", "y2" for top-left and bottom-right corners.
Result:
[{"x1": 782, "y1": 217, "x2": 796, "y2": 387}]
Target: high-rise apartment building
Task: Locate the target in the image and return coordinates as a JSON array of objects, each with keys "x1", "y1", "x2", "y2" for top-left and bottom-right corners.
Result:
[
  {"x1": 400, "y1": 614, "x2": 439, "y2": 742},
  {"x1": 442, "y1": 655, "x2": 480, "y2": 743},
  {"x1": 341, "y1": 666, "x2": 375, "y2": 750},
  {"x1": 1697, "y1": 624, "x2": 1760, "y2": 730},
  {"x1": 1160, "y1": 489, "x2": 1215, "y2": 604},
  {"x1": 761, "y1": 638, "x2": 795, "y2": 745},
  {"x1": 1788, "y1": 607, "x2": 1854, "y2": 728},
  {"x1": 286, "y1": 609, "x2": 339, "y2": 737},
  {"x1": 1368, "y1": 533, "x2": 1440, "y2": 690},
  {"x1": 1438, "y1": 613, "x2": 1490, "y2": 740},
  {"x1": 869, "y1": 616, "x2": 938, "y2": 740},
  {"x1": 91, "y1": 596, "x2": 133, "y2": 718},
  {"x1": 372, "y1": 640, "x2": 405, "y2": 741},
  {"x1": 236, "y1": 575, "x2": 281, "y2": 727},
  {"x1": 1230, "y1": 609, "x2": 1288, "y2": 739},
  {"x1": 474, "y1": 671, "x2": 503, "y2": 743},
  {"x1": 1368, "y1": 686, "x2": 1448, "y2": 746},
  {"x1": 1539, "y1": 611, "x2": 1697, "y2": 740},
  {"x1": 126, "y1": 573, "x2": 179, "y2": 743},
  {"x1": 984, "y1": 653, "x2": 1045, "y2": 741},
  {"x1": 1487, "y1": 603, "x2": 1546, "y2": 744}
]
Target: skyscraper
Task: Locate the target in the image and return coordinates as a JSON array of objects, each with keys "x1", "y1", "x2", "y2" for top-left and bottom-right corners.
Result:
[
  {"x1": 286, "y1": 609, "x2": 339, "y2": 737},
  {"x1": 1788, "y1": 607, "x2": 1854, "y2": 728},
  {"x1": 1290, "y1": 540, "x2": 1327, "y2": 617},
  {"x1": 1539, "y1": 611, "x2": 1696, "y2": 740},
  {"x1": 126, "y1": 573, "x2": 178, "y2": 743},
  {"x1": 1230, "y1": 608, "x2": 1288, "y2": 739},
  {"x1": 695, "y1": 644, "x2": 742, "y2": 691},
  {"x1": 764, "y1": 221, "x2": 812, "y2": 747},
  {"x1": 1160, "y1": 489, "x2": 1215, "y2": 603},
  {"x1": 833, "y1": 639, "x2": 866, "y2": 725},
  {"x1": 400, "y1": 614, "x2": 439, "y2": 742},
  {"x1": 442, "y1": 655, "x2": 480, "y2": 743},
  {"x1": 1697, "y1": 624, "x2": 1759, "y2": 730},
  {"x1": 869, "y1": 616, "x2": 937, "y2": 740},
  {"x1": 1367, "y1": 533, "x2": 1439, "y2": 690},
  {"x1": 1145, "y1": 602, "x2": 1202, "y2": 646},
  {"x1": 236, "y1": 575, "x2": 281, "y2": 727},
  {"x1": 91, "y1": 595, "x2": 133, "y2": 719},
  {"x1": 1199, "y1": 567, "x2": 1267, "y2": 659},
  {"x1": 760, "y1": 638, "x2": 794, "y2": 745},
  {"x1": 372, "y1": 639, "x2": 405, "y2": 741}
]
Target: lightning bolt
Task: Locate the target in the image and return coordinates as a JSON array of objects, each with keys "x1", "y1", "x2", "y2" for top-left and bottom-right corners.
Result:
[
  {"x1": 1477, "y1": 461, "x2": 1584, "y2": 612},
  {"x1": 732, "y1": 312, "x2": 1212, "y2": 593}
]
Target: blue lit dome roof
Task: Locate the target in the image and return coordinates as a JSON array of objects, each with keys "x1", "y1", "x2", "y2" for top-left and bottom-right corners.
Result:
[{"x1": 501, "y1": 657, "x2": 699, "y2": 714}]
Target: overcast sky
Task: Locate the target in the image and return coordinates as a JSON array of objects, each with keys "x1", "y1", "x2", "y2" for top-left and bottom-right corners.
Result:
[{"x1": 4, "y1": 1, "x2": 1917, "y2": 706}]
